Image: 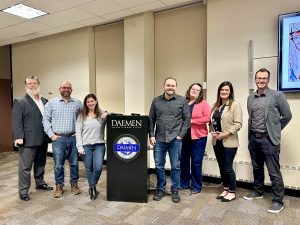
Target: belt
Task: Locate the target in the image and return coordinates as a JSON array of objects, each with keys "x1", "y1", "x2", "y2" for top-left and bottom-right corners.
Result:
[
  {"x1": 250, "y1": 131, "x2": 267, "y2": 138},
  {"x1": 54, "y1": 132, "x2": 75, "y2": 137}
]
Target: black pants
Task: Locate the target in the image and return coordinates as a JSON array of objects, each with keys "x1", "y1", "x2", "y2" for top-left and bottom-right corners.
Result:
[
  {"x1": 213, "y1": 141, "x2": 237, "y2": 191},
  {"x1": 18, "y1": 143, "x2": 48, "y2": 195},
  {"x1": 248, "y1": 133, "x2": 284, "y2": 204}
]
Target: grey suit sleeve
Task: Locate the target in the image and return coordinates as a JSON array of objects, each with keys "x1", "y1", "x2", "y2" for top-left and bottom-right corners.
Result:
[
  {"x1": 178, "y1": 100, "x2": 191, "y2": 138},
  {"x1": 12, "y1": 98, "x2": 24, "y2": 141},
  {"x1": 278, "y1": 92, "x2": 292, "y2": 130}
]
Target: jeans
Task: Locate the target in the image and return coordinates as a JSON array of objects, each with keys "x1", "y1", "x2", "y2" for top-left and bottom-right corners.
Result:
[
  {"x1": 180, "y1": 136, "x2": 207, "y2": 192},
  {"x1": 213, "y1": 140, "x2": 237, "y2": 191},
  {"x1": 52, "y1": 136, "x2": 79, "y2": 185},
  {"x1": 248, "y1": 133, "x2": 284, "y2": 204},
  {"x1": 81, "y1": 144, "x2": 105, "y2": 187},
  {"x1": 154, "y1": 138, "x2": 182, "y2": 192}
]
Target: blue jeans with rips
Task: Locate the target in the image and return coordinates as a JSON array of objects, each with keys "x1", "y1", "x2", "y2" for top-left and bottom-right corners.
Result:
[
  {"x1": 81, "y1": 143, "x2": 105, "y2": 187},
  {"x1": 154, "y1": 138, "x2": 182, "y2": 192},
  {"x1": 180, "y1": 136, "x2": 207, "y2": 192},
  {"x1": 52, "y1": 136, "x2": 79, "y2": 185}
]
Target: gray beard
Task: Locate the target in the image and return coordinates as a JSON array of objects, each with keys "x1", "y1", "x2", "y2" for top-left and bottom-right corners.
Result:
[{"x1": 26, "y1": 86, "x2": 40, "y2": 96}]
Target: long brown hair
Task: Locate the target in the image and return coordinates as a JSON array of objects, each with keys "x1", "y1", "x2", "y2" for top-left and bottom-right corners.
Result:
[
  {"x1": 212, "y1": 81, "x2": 235, "y2": 112},
  {"x1": 185, "y1": 83, "x2": 204, "y2": 104},
  {"x1": 80, "y1": 93, "x2": 102, "y2": 119}
]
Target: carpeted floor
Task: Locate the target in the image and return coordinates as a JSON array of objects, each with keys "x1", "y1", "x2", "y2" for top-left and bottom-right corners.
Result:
[{"x1": 0, "y1": 151, "x2": 299, "y2": 225}]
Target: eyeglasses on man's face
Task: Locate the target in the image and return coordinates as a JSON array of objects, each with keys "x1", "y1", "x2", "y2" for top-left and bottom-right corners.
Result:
[{"x1": 255, "y1": 77, "x2": 269, "y2": 81}]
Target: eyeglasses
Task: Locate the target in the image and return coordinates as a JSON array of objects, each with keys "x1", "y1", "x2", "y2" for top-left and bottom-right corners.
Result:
[
  {"x1": 191, "y1": 88, "x2": 201, "y2": 92},
  {"x1": 255, "y1": 77, "x2": 269, "y2": 81}
]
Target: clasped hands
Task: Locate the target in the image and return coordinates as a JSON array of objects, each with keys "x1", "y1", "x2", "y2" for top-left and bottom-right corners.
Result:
[{"x1": 211, "y1": 131, "x2": 230, "y2": 140}]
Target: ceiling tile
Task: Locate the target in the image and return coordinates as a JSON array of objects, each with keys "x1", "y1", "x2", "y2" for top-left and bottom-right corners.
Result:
[
  {"x1": 102, "y1": 9, "x2": 134, "y2": 20},
  {"x1": 8, "y1": 36, "x2": 28, "y2": 44},
  {"x1": 0, "y1": 36, "x2": 27, "y2": 46},
  {"x1": 0, "y1": 12, "x2": 27, "y2": 25},
  {"x1": 0, "y1": 26, "x2": 24, "y2": 38},
  {"x1": 79, "y1": 0, "x2": 124, "y2": 16},
  {"x1": 21, "y1": 32, "x2": 45, "y2": 40},
  {"x1": 12, "y1": 21, "x2": 51, "y2": 35},
  {"x1": 37, "y1": 27, "x2": 63, "y2": 36},
  {"x1": 60, "y1": 0, "x2": 95, "y2": 7},
  {"x1": 160, "y1": 0, "x2": 197, "y2": 5},
  {"x1": 112, "y1": 0, "x2": 154, "y2": 8},
  {"x1": 0, "y1": 22, "x2": 8, "y2": 29},
  {"x1": 58, "y1": 23, "x2": 85, "y2": 32},
  {"x1": 130, "y1": 1, "x2": 165, "y2": 14},
  {"x1": 0, "y1": 0, "x2": 199, "y2": 46},
  {"x1": 12, "y1": 0, "x2": 28, "y2": 4},
  {"x1": 0, "y1": 0, "x2": 17, "y2": 10},
  {"x1": 77, "y1": 16, "x2": 106, "y2": 26},
  {"x1": 32, "y1": 14, "x2": 72, "y2": 27},
  {"x1": 54, "y1": 8, "x2": 95, "y2": 22},
  {"x1": 24, "y1": 0, "x2": 71, "y2": 14}
]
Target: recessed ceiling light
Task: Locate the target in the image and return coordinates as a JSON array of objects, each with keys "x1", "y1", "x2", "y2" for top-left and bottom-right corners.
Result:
[{"x1": 1, "y1": 4, "x2": 48, "y2": 19}]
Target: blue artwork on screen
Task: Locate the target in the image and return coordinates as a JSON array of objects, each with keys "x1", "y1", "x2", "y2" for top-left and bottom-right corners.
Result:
[
  {"x1": 289, "y1": 22, "x2": 300, "y2": 82},
  {"x1": 278, "y1": 12, "x2": 300, "y2": 92}
]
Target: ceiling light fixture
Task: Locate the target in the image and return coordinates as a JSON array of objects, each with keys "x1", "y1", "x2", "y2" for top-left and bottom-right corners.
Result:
[{"x1": 1, "y1": 4, "x2": 48, "y2": 19}]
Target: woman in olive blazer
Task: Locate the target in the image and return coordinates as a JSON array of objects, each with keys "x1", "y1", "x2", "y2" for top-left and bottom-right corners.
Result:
[{"x1": 210, "y1": 81, "x2": 243, "y2": 202}]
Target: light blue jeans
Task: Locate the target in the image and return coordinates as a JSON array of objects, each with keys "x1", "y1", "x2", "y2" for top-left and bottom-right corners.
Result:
[{"x1": 81, "y1": 144, "x2": 105, "y2": 187}]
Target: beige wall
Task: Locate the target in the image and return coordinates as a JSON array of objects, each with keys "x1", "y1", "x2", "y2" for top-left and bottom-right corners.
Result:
[
  {"x1": 206, "y1": 0, "x2": 300, "y2": 186},
  {"x1": 12, "y1": 28, "x2": 90, "y2": 101},
  {"x1": 154, "y1": 4, "x2": 207, "y2": 96},
  {"x1": 124, "y1": 13, "x2": 154, "y2": 115},
  {"x1": 94, "y1": 22, "x2": 125, "y2": 114}
]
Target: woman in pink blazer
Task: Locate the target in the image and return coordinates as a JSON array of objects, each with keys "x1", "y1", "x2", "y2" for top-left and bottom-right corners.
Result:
[{"x1": 180, "y1": 83, "x2": 211, "y2": 194}]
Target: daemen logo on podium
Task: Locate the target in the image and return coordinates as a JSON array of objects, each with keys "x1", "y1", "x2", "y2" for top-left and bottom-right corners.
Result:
[
  {"x1": 113, "y1": 134, "x2": 140, "y2": 162},
  {"x1": 111, "y1": 119, "x2": 142, "y2": 128}
]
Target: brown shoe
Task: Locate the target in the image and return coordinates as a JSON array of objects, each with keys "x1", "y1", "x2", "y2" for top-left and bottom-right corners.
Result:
[
  {"x1": 70, "y1": 182, "x2": 81, "y2": 195},
  {"x1": 54, "y1": 184, "x2": 63, "y2": 198}
]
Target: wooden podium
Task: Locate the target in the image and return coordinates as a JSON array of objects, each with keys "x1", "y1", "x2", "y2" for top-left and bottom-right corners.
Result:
[{"x1": 106, "y1": 115, "x2": 149, "y2": 203}]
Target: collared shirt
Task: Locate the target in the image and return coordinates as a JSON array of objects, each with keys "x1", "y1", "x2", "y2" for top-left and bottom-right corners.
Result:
[
  {"x1": 250, "y1": 89, "x2": 267, "y2": 132},
  {"x1": 43, "y1": 96, "x2": 82, "y2": 137},
  {"x1": 28, "y1": 94, "x2": 44, "y2": 114},
  {"x1": 149, "y1": 94, "x2": 190, "y2": 143}
]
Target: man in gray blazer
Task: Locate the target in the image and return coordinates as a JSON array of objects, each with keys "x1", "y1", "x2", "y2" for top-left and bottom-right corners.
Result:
[
  {"x1": 243, "y1": 68, "x2": 292, "y2": 214},
  {"x1": 12, "y1": 76, "x2": 53, "y2": 201}
]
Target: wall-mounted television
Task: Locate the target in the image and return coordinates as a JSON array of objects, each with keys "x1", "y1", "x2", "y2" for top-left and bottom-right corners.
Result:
[{"x1": 278, "y1": 11, "x2": 300, "y2": 92}]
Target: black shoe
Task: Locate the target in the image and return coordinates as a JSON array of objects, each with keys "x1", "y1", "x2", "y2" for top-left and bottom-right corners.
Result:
[
  {"x1": 36, "y1": 183, "x2": 53, "y2": 191},
  {"x1": 216, "y1": 188, "x2": 229, "y2": 199},
  {"x1": 216, "y1": 195, "x2": 225, "y2": 200},
  {"x1": 221, "y1": 196, "x2": 236, "y2": 202},
  {"x1": 171, "y1": 190, "x2": 181, "y2": 203},
  {"x1": 89, "y1": 186, "x2": 97, "y2": 200},
  {"x1": 153, "y1": 189, "x2": 165, "y2": 201},
  {"x1": 19, "y1": 194, "x2": 30, "y2": 201}
]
